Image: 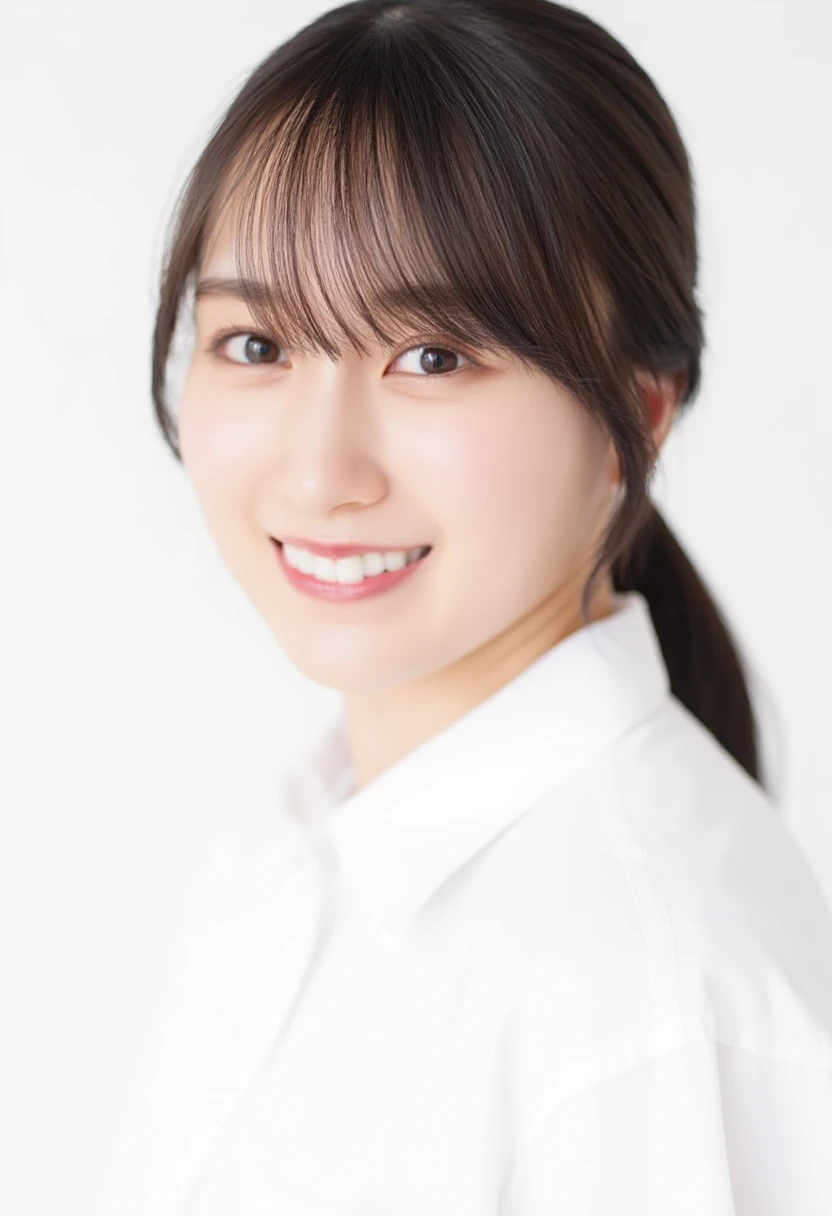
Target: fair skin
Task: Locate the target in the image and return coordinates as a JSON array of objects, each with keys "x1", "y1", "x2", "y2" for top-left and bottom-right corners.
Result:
[{"x1": 178, "y1": 203, "x2": 678, "y2": 790}]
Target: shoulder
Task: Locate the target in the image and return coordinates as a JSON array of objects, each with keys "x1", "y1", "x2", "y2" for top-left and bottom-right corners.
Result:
[
  {"x1": 494, "y1": 703, "x2": 832, "y2": 1212},
  {"x1": 478, "y1": 695, "x2": 832, "y2": 1095},
  {"x1": 603, "y1": 695, "x2": 832, "y2": 1054}
]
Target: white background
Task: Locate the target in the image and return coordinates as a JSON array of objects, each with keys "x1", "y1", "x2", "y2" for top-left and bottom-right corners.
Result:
[{"x1": 3, "y1": 0, "x2": 831, "y2": 1211}]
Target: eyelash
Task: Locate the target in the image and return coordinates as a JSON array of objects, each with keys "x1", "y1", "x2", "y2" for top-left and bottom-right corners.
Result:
[{"x1": 204, "y1": 327, "x2": 481, "y2": 375}]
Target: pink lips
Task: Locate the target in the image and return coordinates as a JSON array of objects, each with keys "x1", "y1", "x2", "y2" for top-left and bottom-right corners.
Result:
[{"x1": 274, "y1": 539, "x2": 431, "y2": 602}]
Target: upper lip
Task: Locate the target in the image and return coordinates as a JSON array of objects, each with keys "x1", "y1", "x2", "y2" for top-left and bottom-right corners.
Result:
[{"x1": 277, "y1": 536, "x2": 430, "y2": 558}]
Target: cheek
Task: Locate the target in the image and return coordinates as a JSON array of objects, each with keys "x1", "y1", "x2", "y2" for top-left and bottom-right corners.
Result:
[
  {"x1": 177, "y1": 371, "x2": 217, "y2": 481},
  {"x1": 418, "y1": 405, "x2": 601, "y2": 563},
  {"x1": 178, "y1": 381, "x2": 263, "y2": 516}
]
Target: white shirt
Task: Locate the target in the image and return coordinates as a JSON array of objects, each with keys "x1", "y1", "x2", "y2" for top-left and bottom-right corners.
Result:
[{"x1": 94, "y1": 590, "x2": 832, "y2": 1216}]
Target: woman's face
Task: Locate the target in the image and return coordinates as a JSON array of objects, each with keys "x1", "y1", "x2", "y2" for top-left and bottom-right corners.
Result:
[{"x1": 178, "y1": 204, "x2": 619, "y2": 696}]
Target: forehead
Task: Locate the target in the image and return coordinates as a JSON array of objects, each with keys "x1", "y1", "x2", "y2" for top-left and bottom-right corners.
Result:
[
  {"x1": 195, "y1": 197, "x2": 387, "y2": 352},
  {"x1": 199, "y1": 199, "x2": 246, "y2": 276},
  {"x1": 193, "y1": 182, "x2": 505, "y2": 365},
  {"x1": 187, "y1": 95, "x2": 538, "y2": 366}
]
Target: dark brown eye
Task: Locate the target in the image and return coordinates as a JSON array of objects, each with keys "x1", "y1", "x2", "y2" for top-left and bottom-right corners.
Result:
[
  {"x1": 393, "y1": 344, "x2": 471, "y2": 375},
  {"x1": 244, "y1": 336, "x2": 278, "y2": 363},
  {"x1": 208, "y1": 330, "x2": 283, "y2": 365},
  {"x1": 422, "y1": 348, "x2": 458, "y2": 373}
]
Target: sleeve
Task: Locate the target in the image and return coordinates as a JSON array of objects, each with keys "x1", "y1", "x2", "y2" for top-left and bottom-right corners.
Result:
[{"x1": 500, "y1": 1034, "x2": 832, "y2": 1216}]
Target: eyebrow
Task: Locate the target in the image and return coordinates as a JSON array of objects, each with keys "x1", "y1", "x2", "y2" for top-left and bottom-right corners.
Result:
[{"x1": 194, "y1": 276, "x2": 274, "y2": 304}]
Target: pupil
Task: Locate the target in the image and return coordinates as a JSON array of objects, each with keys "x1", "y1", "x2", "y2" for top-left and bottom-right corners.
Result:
[
  {"x1": 245, "y1": 337, "x2": 273, "y2": 363},
  {"x1": 422, "y1": 348, "x2": 454, "y2": 373}
]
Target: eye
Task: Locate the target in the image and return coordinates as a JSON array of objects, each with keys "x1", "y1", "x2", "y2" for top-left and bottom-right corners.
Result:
[
  {"x1": 390, "y1": 344, "x2": 473, "y2": 376},
  {"x1": 207, "y1": 329, "x2": 284, "y2": 366}
]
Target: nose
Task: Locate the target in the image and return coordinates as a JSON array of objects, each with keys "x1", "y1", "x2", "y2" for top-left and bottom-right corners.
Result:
[{"x1": 270, "y1": 368, "x2": 387, "y2": 517}]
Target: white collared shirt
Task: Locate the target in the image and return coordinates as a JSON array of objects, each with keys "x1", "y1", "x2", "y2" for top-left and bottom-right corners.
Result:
[{"x1": 95, "y1": 591, "x2": 832, "y2": 1215}]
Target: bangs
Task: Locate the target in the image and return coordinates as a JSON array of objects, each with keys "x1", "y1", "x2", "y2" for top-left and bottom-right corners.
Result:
[{"x1": 194, "y1": 57, "x2": 557, "y2": 365}]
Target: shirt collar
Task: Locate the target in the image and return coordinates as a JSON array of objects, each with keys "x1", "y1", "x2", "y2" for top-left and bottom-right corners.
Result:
[{"x1": 281, "y1": 590, "x2": 670, "y2": 945}]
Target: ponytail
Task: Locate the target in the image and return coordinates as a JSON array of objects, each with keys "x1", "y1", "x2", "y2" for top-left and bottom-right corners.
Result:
[{"x1": 613, "y1": 503, "x2": 765, "y2": 791}]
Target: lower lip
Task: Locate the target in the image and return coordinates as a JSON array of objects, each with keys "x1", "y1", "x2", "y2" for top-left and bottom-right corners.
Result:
[{"x1": 273, "y1": 541, "x2": 432, "y2": 601}]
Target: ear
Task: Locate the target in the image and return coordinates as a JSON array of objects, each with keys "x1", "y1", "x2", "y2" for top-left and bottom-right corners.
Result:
[
  {"x1": 635, "y1": 367, "x2": 686, "y2": 456},
  {"x1": 607, "y1": 368, "x2": 687, "y2": 488}
]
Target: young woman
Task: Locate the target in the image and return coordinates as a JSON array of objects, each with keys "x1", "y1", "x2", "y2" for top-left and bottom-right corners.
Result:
[{"x1": 95, "y1": 1, "x2": 832, "y2": 1212}]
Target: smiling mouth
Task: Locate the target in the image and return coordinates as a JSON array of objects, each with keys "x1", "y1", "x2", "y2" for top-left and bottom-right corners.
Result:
[{"x1": 273, "y1": 537, "x2": 433, "y2": 595}]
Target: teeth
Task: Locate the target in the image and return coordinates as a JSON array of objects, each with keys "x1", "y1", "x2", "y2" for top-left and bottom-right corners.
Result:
[{"x1": 283, "y1": 544, "x2": 429, "y2": 584}]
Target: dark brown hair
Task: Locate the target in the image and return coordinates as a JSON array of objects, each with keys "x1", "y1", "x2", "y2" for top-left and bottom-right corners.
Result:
[{"x1": 151, "y1": 0, "x2": 767, "y2": 789}]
